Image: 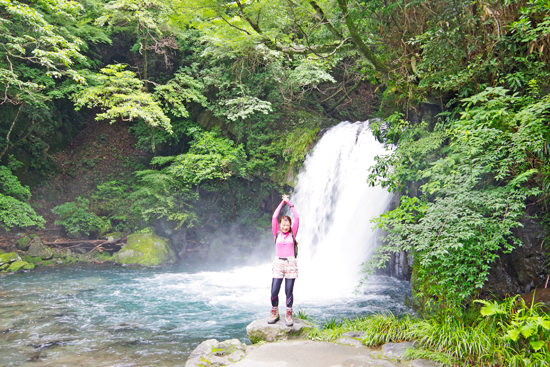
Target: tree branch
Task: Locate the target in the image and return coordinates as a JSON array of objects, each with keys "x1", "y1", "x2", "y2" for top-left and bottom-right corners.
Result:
[
  {"x1": 335, "y1": 0, "x2": 389, "y2": 77},
  {"x1": 308, "y1": 0, "x2": 345, "y2": 39}
]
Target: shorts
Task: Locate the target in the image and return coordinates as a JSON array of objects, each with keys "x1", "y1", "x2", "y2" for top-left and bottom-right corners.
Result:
[{"x1": 271, "y1": 256, "x2": 299, "y2": 279}]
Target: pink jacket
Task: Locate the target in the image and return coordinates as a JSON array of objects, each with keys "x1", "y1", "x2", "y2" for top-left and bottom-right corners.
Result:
[{"x1": 272, "y1": 200, "x2": 299, "y2": 257}]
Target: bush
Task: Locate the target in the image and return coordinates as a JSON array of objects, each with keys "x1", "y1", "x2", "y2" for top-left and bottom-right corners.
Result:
[{"x1": 52, "y1": 197, "x2": 105, "y2": 237}]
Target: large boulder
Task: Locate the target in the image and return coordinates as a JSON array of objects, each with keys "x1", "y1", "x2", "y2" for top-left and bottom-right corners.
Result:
[
  {"x1": 26, "y1": 237, "x2": 53, "y2": 259},
  {"x1": 246, "y1": 317, "x2": 312, "y2": 344},
  {"x1": 185, "y1": 339, "x2": 246, "y2": 367},
  {"x1": 114, "y1": 233, "x2": 176, "y2": 266}
]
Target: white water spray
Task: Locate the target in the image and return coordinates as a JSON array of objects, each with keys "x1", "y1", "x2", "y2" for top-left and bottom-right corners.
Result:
[{"x1": 291, "y1": 121, "x2": 393, "y2": 299}]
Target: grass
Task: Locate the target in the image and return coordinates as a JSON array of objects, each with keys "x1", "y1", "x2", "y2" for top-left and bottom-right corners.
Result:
[{"x1": 303, "y1": 295, "x2": 550, "y2": 366}]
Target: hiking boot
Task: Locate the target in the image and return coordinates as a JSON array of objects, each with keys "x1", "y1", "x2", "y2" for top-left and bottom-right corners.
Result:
[
  {"x1": 285, "y1": 308, "x2": 293, "y2": 326},
  {"x1": 267, "y1": 307, "x2": 279, "y2": 324}
]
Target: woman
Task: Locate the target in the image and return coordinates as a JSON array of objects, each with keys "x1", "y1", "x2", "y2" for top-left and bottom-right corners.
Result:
[{"x1": 268, "y1": 194, "x2": 299, "y2": 326}]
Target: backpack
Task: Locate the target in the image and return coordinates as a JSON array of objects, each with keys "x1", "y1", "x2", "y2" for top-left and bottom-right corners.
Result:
[{"x1": 275, "y1": 230, "x2": 299, "y2": 258}]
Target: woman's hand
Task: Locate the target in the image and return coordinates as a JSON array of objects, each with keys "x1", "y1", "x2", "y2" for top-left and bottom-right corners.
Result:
[{"x1": 282, "y1": 194, "x2": 290, "y2": 203}]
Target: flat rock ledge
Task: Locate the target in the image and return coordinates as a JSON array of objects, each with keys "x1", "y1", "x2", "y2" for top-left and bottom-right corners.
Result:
[
  {"x1": 185, "y1": 339, "x2": 246, "y2": 367},
  {"x1": 246, "y1": 317, "x2": 312, "y2": 343}
]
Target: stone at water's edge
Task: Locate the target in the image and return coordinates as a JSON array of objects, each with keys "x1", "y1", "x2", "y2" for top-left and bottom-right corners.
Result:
[
  {"x1": 16, "y1": 236, "x2": 31, "y2": 251},
  {"x1": 114, "y1": 233, "x2": 176, "y2": 266},
  {"x1": 246, "y1": 317, "x2": 312, "y2": 343},
  {"x1": 26, "y1": 237, "x2": 53, "y2": 259},
  {"x1": 0, "y1": 252, "x2": 21, "y2": 266},
  {"x1": 7, "y1": 260, "x2": 34, "y2": 272},
  {"x1": 185, "y1": 339, "x2": 246, "y2": 367}
]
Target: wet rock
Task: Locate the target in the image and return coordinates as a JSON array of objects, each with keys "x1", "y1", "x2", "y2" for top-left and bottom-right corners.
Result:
[
  {"x1": 481, "y1": 217, "x2": 547, "y2": 298},
  {"x1": 6, "y1": 261, "x2": 34, "y2": 272},
  {"x1": 16, "y1": 236, "x2": 32, "y2": 251},
  {"x1": 381, "y1": 342, "x2": 415, "y2": 359},
  {"x1": 0, "y1": 252, "x2": 21, "y2": 266},
  {"x1": 342, "y1": 355, "x2": 397, "y2": 367},
  {"x1": 114, "y1": 233, "x2": 176, "y2": 266},
  {"x1": 246, "y1": 317, "x2": 312, "y2": 343},
  {"x1": 185, "y1": 338, "x2": 246, "y2": 367},
  {"x1": 154, "y1": 219, "x2": 187, "y2": 259},
  {"x1": 335, "y1": 337, "x2": 364, "y2": 347},
  {"x1": 27, "y1": 237, "x2": 53, "y2": 260},
  {"x1": 408, "y1": 359, "x2": 442, "y2": 367}
]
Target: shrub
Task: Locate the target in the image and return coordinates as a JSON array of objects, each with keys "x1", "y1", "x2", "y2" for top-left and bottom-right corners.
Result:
[{"x1": 52, "y1": 197, "x2": 105, "y2": 237}]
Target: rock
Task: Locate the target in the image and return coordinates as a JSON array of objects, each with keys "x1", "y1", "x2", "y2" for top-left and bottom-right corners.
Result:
[
  {"x1": 521, "y1": 288, "x2": 550, "y2": 310},
  {"x1": 335, "y1": 337, "x2": 364, "y2": 347},
  {"x1": 246, "y1": 317, "x2": 312, "y2": 343},
  {"x1": 0, "y1": 252, "x2": 22, "y2": 266},
  {"x1": 481, "y1": 217, "x2": 547, "y2": 298},
  {"x1": 342, "y1": 331, "x2": 365, "y2": 338},
  {"x1": 114, "y1": 233, "x2": 176, "y2": 266},
  {"x1": 26, "y1": 237, "x2": 53, "y2": 260},
  {"x1": 185, "y1": 338, "x2": 246, "y2": 367},
  {"x1": 16, "y1": 236, "x2": 32, "y2": 250},
  {"x1": 381, "y1": 342, "x2": 415, "y2": 359},
  {"x1": 408, "y1": 359, "x2": 442, "y2": 367},
  {"x1": 6, "y1": 261, "x2": 32, "y2": 272},
  {"x1": 154, "y1": 219, "x2": 187, "y2": 259},
  {"x1": 342, "y1": 355, "x2": 397, "y2": 367},
  {"x1": 106, "y1": 232, "x2": 122, "y2": 242}
]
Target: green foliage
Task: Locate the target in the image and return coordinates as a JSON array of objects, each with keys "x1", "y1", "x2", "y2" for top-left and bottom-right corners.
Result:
[
  {"x1": 307, "y1": 297, "x2": 550, "y2": 366},
  {"x1": 164, "y1": 128, "x2": 247, "y2": 185},
  {"x1": 0, "y1": 166, "x2": 44, "y2": 230},
  {"x1": 52, "y1": 197, "x2": 105, "y2": 236},
  {"x1": 368, "y1": 86, "x2": 550, "y2": 308},
  {"x1": 73, "y1": 64, "x2": 172, "y2": 131},
  {"x1": 129, "y1": 170, "x2": 196, "y2": 229}
]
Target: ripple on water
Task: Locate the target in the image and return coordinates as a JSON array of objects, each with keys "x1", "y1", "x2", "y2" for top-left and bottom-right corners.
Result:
[{"x1": 0, "y1": 264, "x2": 411, "y2": 366}]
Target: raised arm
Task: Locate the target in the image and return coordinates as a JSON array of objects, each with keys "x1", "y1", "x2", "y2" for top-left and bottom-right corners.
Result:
[
  {"x1": 288, "y1": 202, "x2": 299, "y2": 236},
  {"x1": 272, "y1": 200, "x2": 285, "y2": 238}
]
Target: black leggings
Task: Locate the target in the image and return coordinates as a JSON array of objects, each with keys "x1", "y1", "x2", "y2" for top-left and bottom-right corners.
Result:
[{"x1": 270, "y1": 278, "x2": 295, "y2": 308}]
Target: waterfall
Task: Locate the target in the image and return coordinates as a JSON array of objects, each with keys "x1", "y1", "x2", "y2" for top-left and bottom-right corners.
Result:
[{"x1": 291, "y1": 121, "x2": 393, "y2": 299}]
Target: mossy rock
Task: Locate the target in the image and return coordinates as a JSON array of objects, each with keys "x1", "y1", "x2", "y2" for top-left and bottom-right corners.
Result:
[
  {"x1": 23, "y1": 255, "x2": 43, "y2": 264},
  {"x1": 7, "y1": 261, "x2": 31, "y2": 272},
  {"x1": 42, "y1": 260, "x2": 53, "y2": 266},
  {"x1": 16, "y1": 236, "x2": 32, "y2": 250},
  {"x1": 106, "y1": 232, "x2": 122, "y2": 242},
  {"x1": 114, "y1": 233, "x2": 175, "y2": 266},
  {"x1": 27, "y1": 237, "x2": 53, "y2": 259},
  {"x1": 0, "y1": 252, "x2": 22, "y2": 266}
]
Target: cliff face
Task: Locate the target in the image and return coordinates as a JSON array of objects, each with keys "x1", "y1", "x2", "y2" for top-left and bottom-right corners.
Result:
[
  {"x1": 480, "y1": 217, "x2": 548, "y2": 298},
  {"x1": 383, "y1": 215, "x2": 548, "y2": 298}
]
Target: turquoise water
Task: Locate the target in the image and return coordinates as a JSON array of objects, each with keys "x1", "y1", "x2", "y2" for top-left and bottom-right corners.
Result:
[{"x1": 0, "y1": 264, "x2": 411, "y2": 366}]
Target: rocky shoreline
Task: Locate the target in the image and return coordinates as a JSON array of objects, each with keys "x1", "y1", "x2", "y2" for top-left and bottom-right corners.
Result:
[
  {"x1": 185, "y1": 317, "x2": 441, "y2": 367},
  {"x1": 0, "y1": 232, "x2": 178, "y2": 275}
]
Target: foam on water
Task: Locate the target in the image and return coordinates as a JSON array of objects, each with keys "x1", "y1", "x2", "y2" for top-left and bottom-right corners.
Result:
[{"x1": 0, "y1": 121, "x2": 410, "y2": 366}]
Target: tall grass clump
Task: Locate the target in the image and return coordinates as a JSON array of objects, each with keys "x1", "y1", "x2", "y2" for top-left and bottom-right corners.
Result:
[{"x1": 305, "y1": 294, "x2": 550, "y2": 366}]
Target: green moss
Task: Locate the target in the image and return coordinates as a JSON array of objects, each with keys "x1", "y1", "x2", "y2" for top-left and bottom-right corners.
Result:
[
  {"x1": 23, "y1": 262, "x2": 35, "y2": 270},
  {"x1": 114, "y1": 233, "x2": 175, "y2": 266},
  {"x1": 16, "y1": 236, "x2": 31, "y2": 250},
  {"x1": 7, "y1": 261, "x2": 29, "y2": 272},
  {"x1": 42, "y1": 260, "x2": 53, "y2": 266},
  {"x1": 0, "y1": 252, "x2": 21, "y2": 266}
]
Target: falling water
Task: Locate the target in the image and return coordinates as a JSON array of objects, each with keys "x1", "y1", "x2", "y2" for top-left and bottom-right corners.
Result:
[{"x1": 292, "y1": 121, "x2": 394, "y2": 299}]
